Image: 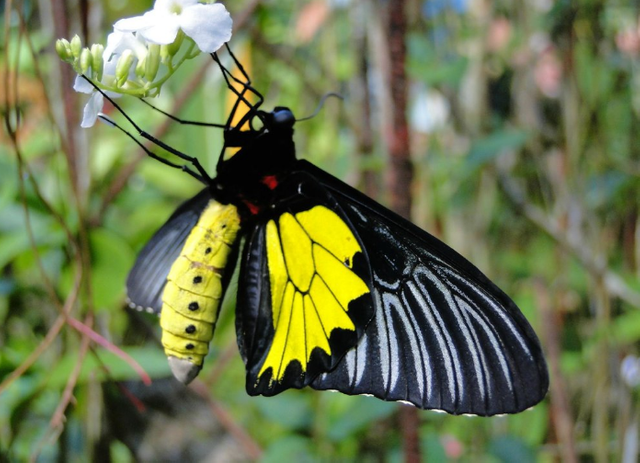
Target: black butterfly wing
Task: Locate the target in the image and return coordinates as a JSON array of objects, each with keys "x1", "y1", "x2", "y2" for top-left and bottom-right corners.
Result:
[
  {"x1": 235, "y1": 171, "x2": 375, "y2": 396},
  {"x1": 298, "y1": 161, "x2": 548, "y2": 416},
  {"x1": 126, "y1": 189, "x2": 212, "y2": 314}
]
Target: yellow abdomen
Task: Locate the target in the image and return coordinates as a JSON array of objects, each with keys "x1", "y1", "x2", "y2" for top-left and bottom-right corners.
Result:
[{"x1": 160, "y1": 200, "x2": 240, "y2": 382}]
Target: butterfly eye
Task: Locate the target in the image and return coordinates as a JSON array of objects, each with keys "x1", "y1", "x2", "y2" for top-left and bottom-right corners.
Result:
[{"x1": 272, "y1": 108, "x2": 295, "y2": 128}]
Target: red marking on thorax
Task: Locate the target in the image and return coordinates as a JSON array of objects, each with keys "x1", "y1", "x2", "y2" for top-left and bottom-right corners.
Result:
[
  {"x1": 261, "y1": 175, "x2": 279, "y2": 190},
  {"x1": 243, "y1": 200, "x2": 260, "y2": 216}
]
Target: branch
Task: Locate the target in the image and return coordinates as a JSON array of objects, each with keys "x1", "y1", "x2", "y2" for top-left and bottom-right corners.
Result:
[{"x1": 498, "y1": 171, "x2": 640, "y2": 308}]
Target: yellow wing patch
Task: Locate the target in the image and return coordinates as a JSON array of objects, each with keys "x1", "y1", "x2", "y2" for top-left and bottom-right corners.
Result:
[
  {"x1": 160, "y1": 201, "x2": 240, "y2": 365},
  {"x1": 259, "y1": 205, "x2": 370, "y2": 384}
]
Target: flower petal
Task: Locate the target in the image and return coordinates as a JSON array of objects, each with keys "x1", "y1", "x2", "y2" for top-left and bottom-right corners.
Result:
[
  {"x1": 179, "y1": 3, "x2": 232, "y2": 53},
  {"x1": 81, "y1": 91, "x2": 104, "y2": 128},
  {"x1": 139, "y1": 14, "x2": 181, "y2": 45},
  {"x1": 73, "y1": 74, "x2": 93, "y2": 94},
  {"x1": 154, "y1": 0, "x2": 198, "y2": 13},
  {"x1": 114, "y1": 11, "x2": 157, "y2": 33},
  {"x1": 104, "y1": 30, "x2": 134, "y2": 60}
]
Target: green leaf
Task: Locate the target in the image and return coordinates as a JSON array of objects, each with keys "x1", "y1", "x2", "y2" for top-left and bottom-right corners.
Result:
[
  {"x1": 489, "y1": 436, "x2": 536, "y2": 463},
  {"x1": 463, "y1": 129, "x2": 529, "y2": 175},
  {"x1": 261, "y1": 436, "x2": 316, "y2": 463},
  {"x1": 575, "y1": 42, "x2": 615, "y2": 108},
  {"x1": 407, "y1": 34, "x2": 468, "y2": 87},
  {"x1": 254, "y1": 391, "x2": 313, "y2": 430},
  {"x1": 506, "y1": 403, "x2": 549, "y2": 446},
  {"x1": 89, "y1": 228, "x2": 135, "y2": 310},
  {"x1": 0, "y1": 232, "x2": 30, "y2": 270},
  {"x1": 138, "y1": 160, "x2": 202, "y2": 198},
  {"x1": 420, "y1": 433, "x2": 447, "y2": 461},
  {"x1": 585, "y1": 171, "x2": 631, "y2": 209},
  {"x1": 320, "y1": 394, "x2": 396, "y2": 442},
  {"x1": 610, "y1": 310, "x2": 640, "y2": 345},
  {"x1": 47, "y1": 346, "x2": 171, "y2": 387}
]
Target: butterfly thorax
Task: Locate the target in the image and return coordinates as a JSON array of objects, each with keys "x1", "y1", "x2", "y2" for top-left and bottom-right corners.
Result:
[{"x1": 214, "y1": 107, "x2": 297, "y2": 220}]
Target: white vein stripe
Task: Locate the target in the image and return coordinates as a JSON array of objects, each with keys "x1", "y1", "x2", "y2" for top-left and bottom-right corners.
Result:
[
  {"x1": 413, "y1": 268, "x2": 466, "y2": 405},
  {"x1": 398, "y1": 285, "x2": 432, "y2": 402},
  {"x1": 415, "y1": 268, "x2": 487, "y2": 403},
  {"x1": 406, "y1": 279, "x2": 457, "y2": 404},
  {"x1": 354, "y1": 333, "x2": 367, "y2": 386},
  {"x1": 345, "y1": 342, "x2": 356, "y2": 383},
  {"x1": 454, "y1": 294, "x2": 492, "y2": 400},
  {"x1": 440, "y1": 266, "x2": 533, "y2": 360},
  {"x1": 374, "y1": 290, "x2": 391, "y2": 393},
  {"x1": 460, "y1": 298, "x2": 513, "y2": 389},
  {"x1": 381, "y1": 292, "x2": 404, "y2": 394}
]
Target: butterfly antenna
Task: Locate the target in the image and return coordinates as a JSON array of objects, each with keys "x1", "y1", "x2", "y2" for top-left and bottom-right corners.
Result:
[{"x1": 296, "y1": 92, "x2": 344, "y2": 122}]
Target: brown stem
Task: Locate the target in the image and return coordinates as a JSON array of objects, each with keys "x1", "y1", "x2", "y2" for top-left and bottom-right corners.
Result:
[
  {"x1": 190, "y1": 382, "x2": 263, "y2": 460},
  {"x1": 51, "y1": 0, "x2": 80, "y2": 196},
  {"x1": 352, "y1": 2, "x2": 377, "y2": 198},
  {"x1": 535, "y1": 280, "x2": 578, "y2": 463},
  {"x1": 386, "y1": 0, "x2": 412, "y2": 221},
  {"x1": 385, "y1": 0, "x2": 420, "y2": 461}
]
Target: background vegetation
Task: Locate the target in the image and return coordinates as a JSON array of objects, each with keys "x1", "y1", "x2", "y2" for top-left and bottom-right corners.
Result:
[{"x1": 2, "y1": 0, "x2": 640, "y2": 461}]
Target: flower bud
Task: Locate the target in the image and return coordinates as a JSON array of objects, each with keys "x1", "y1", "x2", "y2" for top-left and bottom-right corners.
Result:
[
  {"x1": 115, "y1": 49, "x2": 134, "y2": 87},
  {"x1": 55, "y1": 39, "x2": 72, "y2": 61},
  {"x1": 70, "y1": 34, "x2": 82, "y2": 59},
  {"x1": 91, "y1": 44, "x2": 104, "y2": 81},
  {"x1": 145, "y1": 44, "x2": 161, "y2": 82},
  {"x1": 135, "y1": 56, "x2": 146, "y2": 78},
  {"x1": 166, "y1": 30, "x2": 185, "y2": 57},
  {"x1": 80, "y1": 48, "x2": 91, "y2": 74},
  {"x1": 160, "y1": 44, "x2": 171, "y2": 64}
]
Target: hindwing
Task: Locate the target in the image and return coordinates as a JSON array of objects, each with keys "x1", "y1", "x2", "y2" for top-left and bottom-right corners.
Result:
[
  {"x1": 127, "y1": 190, "x2": 212, "y2": 313},
  {"x1": 297, "y1": 161, "x2": 549, "y2": 416},
  {"x1": 236, "y1": 172, "x2": 375, "y2": 396}
]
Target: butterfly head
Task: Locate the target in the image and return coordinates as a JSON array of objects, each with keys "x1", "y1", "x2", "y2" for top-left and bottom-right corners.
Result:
[{"x1": 259, "y1": 107, "x2": 296, "y2": 133}]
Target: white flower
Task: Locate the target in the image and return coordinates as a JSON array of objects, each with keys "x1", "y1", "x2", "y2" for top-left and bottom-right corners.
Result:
[
  {"x1": 622, "y1": 355, "x2": 640, "y2": 388},
  {"x1": 74, "y1": 75, "x2": 120, "y2": 128},
  {"x1": 103, "y1": 30, "x2": 148, "y2": 66},
  {"x1": 114, "y1": 0, "x2": 232, "y2": 53},
  {"x1": 74, "y1": 76, "x2": 104, "y2": 127},
  {"x1": 73, "y1": 31, "x2": 145, "y2": 128}
]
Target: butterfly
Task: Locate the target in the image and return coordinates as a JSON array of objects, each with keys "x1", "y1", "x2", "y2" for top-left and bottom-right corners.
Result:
[{"x1": 117, "y1": 45, "x2": 548, "y2": 416}]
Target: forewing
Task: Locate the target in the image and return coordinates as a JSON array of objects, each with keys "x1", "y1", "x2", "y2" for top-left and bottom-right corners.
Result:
[
  {"x1": 126, "y1": 189, "x2": 212, "y2": 314},
  {"x1": 299, "y1": 161, "x2": 549, "y2": 416},
  {"x1": 236, "y1": 172, "x2": 375, "y2": 396}
]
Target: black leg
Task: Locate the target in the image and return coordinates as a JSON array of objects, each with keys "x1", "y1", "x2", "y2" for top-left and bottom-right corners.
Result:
[
  {"x1": 208, "y1": 46, "x2": 268, "y2": 170},
  {"x1": 138, "y1": 99, "x2": 226, "y2": 128},
  {"x1": 80, "y1": 43, "x2": 267, "y2": 182},
  {"x1": 83, "y1": 76, "x2": 212, "y2": 183},
  {"x1": 210, "y1": 50, "x2": 264, "y2": 130},
  {"x1": 98, "y1": 114, "x2": 207, "y2": 183}
]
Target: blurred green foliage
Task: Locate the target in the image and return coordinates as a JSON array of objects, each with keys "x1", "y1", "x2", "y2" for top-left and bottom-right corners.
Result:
[{"x1": 2, "y1": 0, "x2": 640, "y2": 461}]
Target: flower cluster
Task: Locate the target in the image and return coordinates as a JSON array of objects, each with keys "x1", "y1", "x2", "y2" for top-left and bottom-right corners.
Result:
[{"x1": 57, "y1": 0, "x2": 232, "y2": 127}]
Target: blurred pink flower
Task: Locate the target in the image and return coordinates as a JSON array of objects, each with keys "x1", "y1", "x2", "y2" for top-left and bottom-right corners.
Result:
[
  {"x1": 441, "y1": 434, "x2": 464, "y2": 459},
  {"x1": 487, "y1": 17, "x2": 512, "y2": 52},
  {"x1": 295, "y1": 0, "x2": 329, "y2": 43},
  {"x1": 616, "y1": 28, "x2": 640, "y2": 56},
  {"x1": 535, "y1": 47, "x2": 562, "y2": 98}
]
